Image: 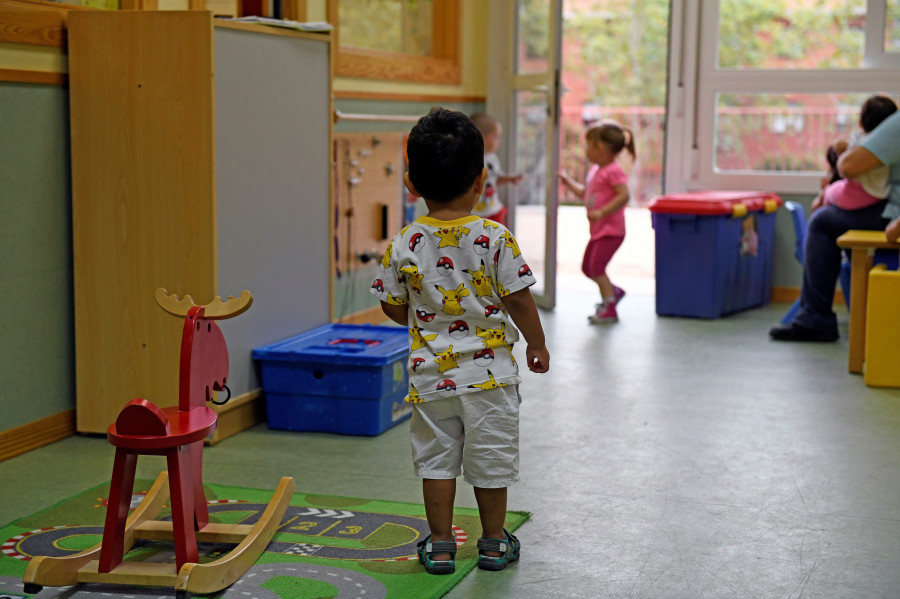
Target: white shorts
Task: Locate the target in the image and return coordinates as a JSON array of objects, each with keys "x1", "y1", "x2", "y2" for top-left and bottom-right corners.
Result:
[{"x1": 410, "y1": 385, "x2": 522, "y2": 488}]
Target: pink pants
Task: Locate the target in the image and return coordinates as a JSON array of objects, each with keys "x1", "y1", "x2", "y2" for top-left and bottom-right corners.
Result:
[{"x1": 582, "y1": 235, "x2": 624, "y2": 279}]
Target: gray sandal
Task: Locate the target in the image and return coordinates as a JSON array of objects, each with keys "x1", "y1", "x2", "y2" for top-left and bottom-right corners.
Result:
[
  {"x1": 476, "y1": 529, "x2": 520, "y2": 571},
  {"x1": 417, "y1": 534, "x2": 457, "y2": 575}
]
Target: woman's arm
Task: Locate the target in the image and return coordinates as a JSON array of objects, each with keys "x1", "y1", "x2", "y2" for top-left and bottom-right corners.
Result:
[
  {"x1": 886, "y1": 217, "x2": 900, "y2": 243},
  {"x1": 837, "y1": 146, "x2": 884, "y2": 180}
]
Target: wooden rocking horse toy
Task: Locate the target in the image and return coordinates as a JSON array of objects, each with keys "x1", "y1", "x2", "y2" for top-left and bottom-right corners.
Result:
[{"x1": 24, "y1": 288, "x2": 295, "y2": 598}]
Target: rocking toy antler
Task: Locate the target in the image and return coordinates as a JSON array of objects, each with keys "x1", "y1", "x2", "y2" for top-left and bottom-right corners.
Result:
[{"x1": 155, "y1": 288, "x2": 253, "y2": 320}]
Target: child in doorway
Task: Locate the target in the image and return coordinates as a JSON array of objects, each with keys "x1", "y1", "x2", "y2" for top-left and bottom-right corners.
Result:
[
  {"x1": 813, "y1": 94, "x2": 897, "y2": 212},
  {"x1": 469, "y1": 112, "x2": 524, "y2": 226},
  {"x1": 371, "y1": 107, "x2": 550, "y2": 576},
  {"x1": 557, "y1": 122, "x2": 635, "y2": 323}
]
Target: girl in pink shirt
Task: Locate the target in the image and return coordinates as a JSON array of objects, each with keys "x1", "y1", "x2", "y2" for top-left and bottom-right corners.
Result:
[
  {"x1": 558, "y1": 122, "x2": 636, "y2": 323},
  {"x1": 813, "y1": 95, "x2": 897, "y2": 212}
]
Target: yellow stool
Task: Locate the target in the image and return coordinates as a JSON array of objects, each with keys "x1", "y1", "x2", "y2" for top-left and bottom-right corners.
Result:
[{"x1": 864, "y1": 264, "x2": 900, "y2": 388}]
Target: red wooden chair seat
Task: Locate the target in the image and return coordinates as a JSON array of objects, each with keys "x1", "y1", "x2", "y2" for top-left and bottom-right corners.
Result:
[{"x1": 108, "y1": 400, "x2": 218, "y2": 450}]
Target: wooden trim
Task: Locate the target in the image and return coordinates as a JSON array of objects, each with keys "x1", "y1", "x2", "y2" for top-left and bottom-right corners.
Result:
[
  {"x1": 0, "y1": 395, "x2": 258, "y2": 458},
  {"x1": 336, "y1": 47, "x2": 460, "y2": 85},
  {"x1": 328, "y1": 21, "x2": 335, "y2": 323},
  {"x1": 835, "y1": 288, "x2": 846, "y2": 305},
  {"x1": 0, "y1": 0, "x2": 92, "y2": 47},
  {"x1": 0, "y1": 68, "x2": 66, "y2": 84},
  {"x1": 330, "y1": 0, "x2": 461, "y2": 85},
  {"x1": 213, "y1": 19, "x2": 332, "y2": 42},
  {"x1": 770, "y1": 286, "x2": 799, "y2": 303},
  {"x1": 334, "y1": 89, "x2": 485, "y2": 104},
  {"x1": 771, "y1": 286, "x2": 845, "y2": 305},
  {"x1": 0, "y1": 409, "x2": 75, "y2": 463},
  {"x1": 119, "y1": 0, "x2": 159, "y2": 9},
  {"x1": 431, "y1": 0, "x2": 457, "y2": 60},
  {"x1": 337, "y1": 304, "x2": 388, "y2": 325},
  {"x1": 280, "y1": 0, "x2": 305, "y2": 21},
  {"x1": 206, "y1": 390, "x2": 263, "y2": 444}
]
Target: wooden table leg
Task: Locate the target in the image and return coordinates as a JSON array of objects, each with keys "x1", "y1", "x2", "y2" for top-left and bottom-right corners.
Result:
[{"x1": 847, "y1": 248, "x2": 873, "y2": 373}]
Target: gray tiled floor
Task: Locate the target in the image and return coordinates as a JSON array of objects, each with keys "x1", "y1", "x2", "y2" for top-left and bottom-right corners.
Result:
[{"x1": 3, "y1": 288, "x2": 900, "y2": 599}]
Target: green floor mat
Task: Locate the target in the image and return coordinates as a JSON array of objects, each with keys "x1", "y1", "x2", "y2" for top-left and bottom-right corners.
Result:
[{"x1": 0, "y1": 478, "x2": 530, "y2": 598}]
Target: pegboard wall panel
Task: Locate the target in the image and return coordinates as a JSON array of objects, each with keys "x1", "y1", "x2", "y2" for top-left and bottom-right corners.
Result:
[{"x1": 333, "y1": 132, "x2": 406, "y2": 276}]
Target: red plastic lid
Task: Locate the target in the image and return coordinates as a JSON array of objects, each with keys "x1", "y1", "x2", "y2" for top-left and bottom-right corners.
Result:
[{"x1": 648, "y1": 191, "x2": 782, "y2": 215}]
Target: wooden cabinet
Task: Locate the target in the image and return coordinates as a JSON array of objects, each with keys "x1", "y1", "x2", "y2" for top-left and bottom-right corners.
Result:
[{"x1": 67, "y1": 11, "x2": 333, "y2": 435}]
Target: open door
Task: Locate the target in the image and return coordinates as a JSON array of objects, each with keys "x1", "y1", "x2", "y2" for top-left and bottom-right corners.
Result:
[{"x1": 489, "y1": 0, "x2": 563, "y2": 310}]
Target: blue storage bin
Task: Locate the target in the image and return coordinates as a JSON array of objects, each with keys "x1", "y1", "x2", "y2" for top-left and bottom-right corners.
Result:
[
  {"x1": 263, "y1": 388, "x2": 412, "y2": 436},
  {"x1": 252, "y1": 323, "x2": 411, "y2": 435},
  {"x1": 649, "y1": 191, "x2": 782, "y2": 318}
]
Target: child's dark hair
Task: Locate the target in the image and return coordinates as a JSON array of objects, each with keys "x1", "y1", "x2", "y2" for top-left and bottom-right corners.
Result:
[
  {"x1": 860, "y1": 95, "x2": 897, "y2": 133},
  {"x1": 586, "y1": 122, "x2": 636, "y2": 159},
  {"x1": 407, "y1": 107, "x2": 484, "y2": 203},
  {"x1": 825, "y1": 145, "x2": 841, "y2": 185}
]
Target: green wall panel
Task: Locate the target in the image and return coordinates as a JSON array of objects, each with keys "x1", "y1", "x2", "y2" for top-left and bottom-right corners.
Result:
[{"x1": 0, "y1": 82, "x2": 75, "y2": 432}]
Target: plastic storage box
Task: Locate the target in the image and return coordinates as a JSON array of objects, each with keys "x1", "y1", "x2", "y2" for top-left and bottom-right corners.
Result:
[
  {"x1": 253, "y1": 323, "x2": 411, "y2": 435},
  {"x1": 649, "y1": 191, "x2": 782, "y2": 318}
]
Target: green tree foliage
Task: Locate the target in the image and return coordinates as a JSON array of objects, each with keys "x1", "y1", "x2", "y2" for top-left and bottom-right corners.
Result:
[
  {"x1": 566, "y1": 0, "x2": 670, "y2": 107},
  {"x1": 339, "y1": 0, "x2": 431, "y2": 56},
  {"x1": 718, "y1": 0, "x2": 862, "y2": 72},
  {"x1": 566, "y1": 0, "x2": 864, "y2": 108},
  {"x1": 519, "y1": 0, "x2": 551, "y2": 61}
]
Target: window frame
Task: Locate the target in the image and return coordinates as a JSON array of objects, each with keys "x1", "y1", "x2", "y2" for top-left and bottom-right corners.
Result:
[
  {"x1": 328, "y1": 0, "x2": 461, "y2": 85},
  {"x1": 665, "y1": 0, "x2": 900, "y2": 195}
]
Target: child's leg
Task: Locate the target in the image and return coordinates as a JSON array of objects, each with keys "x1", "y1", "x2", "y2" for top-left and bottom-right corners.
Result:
[
  {"x1": 582, "y1": 236, "x2": 625, "y2": 304},
  {"x1": 593, "y1": 274, "x2": 615, "y2": 302},
  {"x1": 423, "y1": 478, "x2": 457, "y2": 560},
  {"x1": 474, "y1": 486, "x2": 507, "y2": 556}
]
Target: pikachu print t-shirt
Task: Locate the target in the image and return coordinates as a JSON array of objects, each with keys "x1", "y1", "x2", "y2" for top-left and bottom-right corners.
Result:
[{"x1": 371, "y1": 215, "x2": 536, "y2": 403}]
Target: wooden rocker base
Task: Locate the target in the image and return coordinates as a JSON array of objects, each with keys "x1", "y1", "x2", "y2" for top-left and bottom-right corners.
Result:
[{"x1": 23, "y1": 471, "x2": 296, "y2": 598}]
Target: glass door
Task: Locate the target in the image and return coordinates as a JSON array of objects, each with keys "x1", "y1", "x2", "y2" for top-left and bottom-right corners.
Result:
[{"x1": 507, "y1": 0, "x2": 563, "y2": 310}]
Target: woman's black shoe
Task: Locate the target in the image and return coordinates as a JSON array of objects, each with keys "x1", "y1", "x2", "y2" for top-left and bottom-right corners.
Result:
[{"x1": 769, "y1": 323, "x2": 838, "y2": 342}]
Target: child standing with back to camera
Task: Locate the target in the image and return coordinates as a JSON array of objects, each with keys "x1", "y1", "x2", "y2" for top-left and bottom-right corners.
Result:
[
  {"x1": 371, "y1": 107, "x2": 550, "y2": 576},
  {"x1": 557, "y1": 122, "x2": 635, "y2": 323}
]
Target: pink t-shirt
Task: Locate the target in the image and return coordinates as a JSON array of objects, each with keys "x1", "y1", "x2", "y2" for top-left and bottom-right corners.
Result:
[
  {"x1": 823, "y1": 178, "x2": 884, "y2": 211},
  {"x1": 585, "y1": 162, "x2": 628, "y2": 238}
]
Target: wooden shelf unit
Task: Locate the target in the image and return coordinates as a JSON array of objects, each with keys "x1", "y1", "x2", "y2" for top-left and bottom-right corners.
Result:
[{"x1": 68, "y1": 11, "x2": 333, "y2": 435}]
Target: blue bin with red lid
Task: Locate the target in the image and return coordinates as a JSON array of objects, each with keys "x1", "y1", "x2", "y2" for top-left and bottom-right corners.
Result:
[
  {"x1": 648, "y1": 190, "x2": 782, "y2": 318},
  {"x1": 253, "y1": 323, "x2": 411, "y2": 435}
]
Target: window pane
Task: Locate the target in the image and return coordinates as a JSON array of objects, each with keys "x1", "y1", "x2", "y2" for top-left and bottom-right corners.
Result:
[
  {"x1": 718, "y1": 0, "x2": 866, "y2": 69},
  {"x1": 513, "y1": 90, "x2": 548, "y2": 295},
  {"x1": 516, "y1": 0, "x2": 550, "y2": 74},
  {"x1": 713, "y1": 92, "x2": 889, "y2": 173},
  {"x1": 888, "y1": 0, "x2": 900, "y2": 52},
  {"x1": 339, "y1": 0, "x2": 433, "y2": 56}
]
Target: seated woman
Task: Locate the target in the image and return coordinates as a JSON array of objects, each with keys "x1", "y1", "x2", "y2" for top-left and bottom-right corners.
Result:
[{"x1": 770, "y1": 110, "x2": 900, "y2": 342}]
